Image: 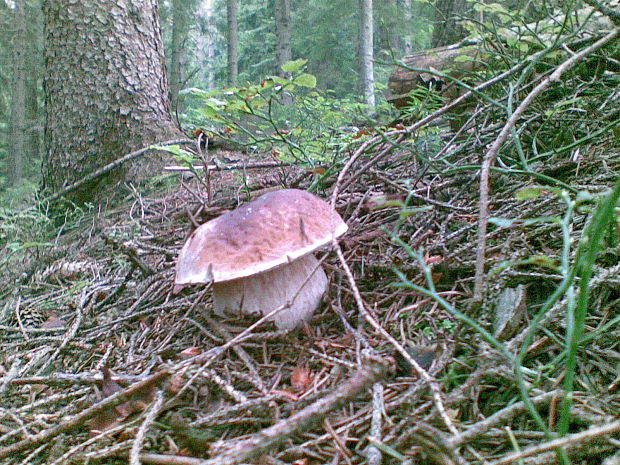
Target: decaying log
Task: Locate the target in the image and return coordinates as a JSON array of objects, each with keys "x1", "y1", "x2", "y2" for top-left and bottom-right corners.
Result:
[
  {"x1": 388, "y1": 42, "x2": 481, "y2": 110},
  {"x1": 388, "y1": 5, "x2": 618, "y2": 111}
]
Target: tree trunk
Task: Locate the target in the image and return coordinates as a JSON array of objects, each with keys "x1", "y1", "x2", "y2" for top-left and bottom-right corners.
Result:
[
  {"x1": 42, "y1": 0, "x2": 183, "y2": 205},
  {"x1": 170, "y1": 0, "x2": 192, "y2": 112},
  {"x1": 8, "y1": 0, "x2": 26, "y2": 186},
  {"x1": 196, "y1": 0, "x2": 216, "y2": 90},
  {"x1": 227, "y1": 0, "x2": 239, "y2": 85},
  {"x1": 400, "y1": 0, "x2": 413, "y2": 55},
  {"x1": 431, "y1": 0, "x2": 469, "y2": 47},
  {"x1": 26, "y1": 69, "x2": 42, "y2": 165},
  {"x1": 274, "y1": 0, "x2": 292, "y2": 74},
  {"x1": 378, "y1": 0, "x2": 399, "y2": 56},
  {"x1": 359, "y1": 0, "x2": 375, "y2": 109}
]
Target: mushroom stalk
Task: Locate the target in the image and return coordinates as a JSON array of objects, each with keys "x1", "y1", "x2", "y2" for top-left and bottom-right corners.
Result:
[{"x1": 213, "y1": 254, "x2": 328, "y2": 330}]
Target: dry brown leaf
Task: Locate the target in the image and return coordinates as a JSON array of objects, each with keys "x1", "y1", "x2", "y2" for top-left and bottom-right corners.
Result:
[
  {"x1": 180, "y1": 346, "x2": 202, "y2": 358},
  {"x1": 291, "y1": 365, "x2": 313, "y2": 392}
]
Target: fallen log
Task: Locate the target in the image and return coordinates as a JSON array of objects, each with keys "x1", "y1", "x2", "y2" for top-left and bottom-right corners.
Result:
[
  {"x1": 387, "y1": 42, "x2": 481, "y2": 110},
  {"x1": 388, "y1": 5, "x2": 618, "y2": 112}
]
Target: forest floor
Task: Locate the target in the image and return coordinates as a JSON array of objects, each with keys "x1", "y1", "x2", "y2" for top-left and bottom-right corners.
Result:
[{"x1": 1, "y1": 110, "x2": 620, "y2": 464}]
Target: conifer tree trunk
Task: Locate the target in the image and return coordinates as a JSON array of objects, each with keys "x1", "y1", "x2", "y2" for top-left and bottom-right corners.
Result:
[
  {"x1": 196, "y1": 0, "x2": 216, "y2": 89},
  {"x1": 170, "y1": 0, "x2": 192, "y2": 111},
  {"x1": 359, "y1": 0, "x2": 375, "y2": 109},
  {"x1": 400, "y1": 0, "x2": 413, "y2": 55},
  {"x1": 42, "y1": 0, "x2": 183, "y2": 205},
  {"x1": 227, "y1": 0, "x2": 239, "y2": 85},
  {"x1": 275, "y1": 0, "x2": 292, "y2": 74},
  {"x1": 8, "y1": 0, "x2": 26, "y2": 186}
]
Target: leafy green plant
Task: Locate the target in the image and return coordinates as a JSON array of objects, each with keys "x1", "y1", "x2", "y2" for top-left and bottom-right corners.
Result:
[
  {"x1": 182, "y1": 60, "x2": 394, "y2": 175},
  {"x1": 0, "y1": 206, "x2": 53, "y2": 270}
]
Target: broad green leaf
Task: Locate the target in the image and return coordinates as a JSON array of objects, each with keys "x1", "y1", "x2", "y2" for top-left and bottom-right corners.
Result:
[
  {"x1": 282, "y1": 58, "x2": 308, "y2": 73},
  {"x1": 294, "y1": 73, "x2": 317, "y2": 88}
]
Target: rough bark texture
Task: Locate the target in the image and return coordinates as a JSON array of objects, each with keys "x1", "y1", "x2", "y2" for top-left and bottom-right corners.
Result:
[
  {"x1": 42, "y1": 0, "x2": 183, "y2": 205},
  {"x1": 431, "y1": 0, "x2": 469, "y2": 48},
  {"x1": 8, "y1": 0, "x2": 26, "y2": 185},
  {"x1": 359, "y1": 0, "x2": 375, "y2": 109},
  {"x1": 227, "y1": 0, "x2": 239, "y2": 85}
]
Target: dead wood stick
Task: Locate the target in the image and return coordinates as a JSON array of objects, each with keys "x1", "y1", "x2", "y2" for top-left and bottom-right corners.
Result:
[
  {"x1": 140, "y1": 453, "x2": 204, "y2": 465},
  {"x1": 0, "y1": 369, "x2": 170, "y2": 459},
  {"x1": 203, "y1": 354, "x2": 389, "y2": 465},
  {"x1": 447, "y1": 390, "x2": 560, "y2": 448},
  {"x1": 164, "y1": 161, "x2": 290, "y2": 172},
  {"x1": 130, "y1": 390, "x2": 165, "y2": 465},
  {"x1": 473, "y1": 27, "x2": 620, "y2": 299},
  {"x1": 487, "y1": 418, "x2": 620, "y2": 465},
  {"x1": 332, "y1": 240, "x2": 458, "y2": 436}
]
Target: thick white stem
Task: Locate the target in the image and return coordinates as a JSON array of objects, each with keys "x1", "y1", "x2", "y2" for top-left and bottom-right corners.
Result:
[{"x1": 213, "y1": 254, "x2": 328, "y2": 329}]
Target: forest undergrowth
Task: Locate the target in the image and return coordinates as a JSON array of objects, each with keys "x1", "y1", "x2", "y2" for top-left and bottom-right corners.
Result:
[{"x1": 1, "y1": 13, "x2": 620, "y2": 465}]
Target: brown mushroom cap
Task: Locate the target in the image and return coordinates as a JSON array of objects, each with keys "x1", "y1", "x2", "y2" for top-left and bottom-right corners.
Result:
[{"x1": 174, "y1": 189, "x2": 348, "y2": 288}]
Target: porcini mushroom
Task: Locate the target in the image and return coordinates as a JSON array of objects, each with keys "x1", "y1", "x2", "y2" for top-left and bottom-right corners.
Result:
[{"x1": 174, "y1": 189, "x2": 347, "y2": 329}]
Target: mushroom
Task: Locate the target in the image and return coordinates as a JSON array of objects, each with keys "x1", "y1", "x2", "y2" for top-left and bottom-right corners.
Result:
[{"x1": 174, "y1": 189, "x2": 348, "y2": 329}]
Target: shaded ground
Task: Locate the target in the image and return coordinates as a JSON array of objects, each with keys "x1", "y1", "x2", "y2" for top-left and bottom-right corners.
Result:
[{"x1": 1, "y1": 123, "x2": 618, "y2": 464}]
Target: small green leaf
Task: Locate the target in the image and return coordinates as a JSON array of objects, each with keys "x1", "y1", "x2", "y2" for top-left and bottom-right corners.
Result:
[
  {"x1": 489, "y1": 217, "x2": 515, "y2": 228},
  {"x1": 399, "y1": 206, "x2": 433, "y2": 219},
  {"x1": 282, "y1": 58, "x2": 308, "y2": 73},
  {"x1": 515, "y1": 187, "x2": 545, "y2": 200},
  {"x1": 294, "y1": 73, "x2": 317, "y2": 88},
  {"x1": 455, "y1": 54, "x2": 474, "y2": 63},
  {"x1": 151, "y1": 144, "x2": 182, "y2": 156}
]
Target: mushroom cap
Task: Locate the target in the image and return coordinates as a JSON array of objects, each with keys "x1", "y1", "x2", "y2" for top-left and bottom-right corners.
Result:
[{"x1": 174, "y1": 189, "x2": 348, "y2": 287}]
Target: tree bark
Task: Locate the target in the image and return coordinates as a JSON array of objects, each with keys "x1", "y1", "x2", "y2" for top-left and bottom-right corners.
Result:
[
  {"x1": 359, "y1": 0, "x2": 375, "y2": 109},
  {"x1": 227, "y1": 0, "x2": 239, "y2": 85},
  {"x1": 400, "y1": 0, "x2": 413, "y2": 55},
  {"x1": 8, "y1": 0, "x2": 26, "y2": 186},
  {"x1": 196, "y1": 0, "x2": 216, "y2": 90},
  {"x1": 170, "y1": 0, "x2": 193, "y2": 112},
  {"x1": 42, "y1": 0, "x2": 183, "y2": 205},
  {"x1": 431, "y1": 0, "x2": 469, "y2": 48},
  {"x1": 378, "y1": 0, "x2": 399, "y2": 56},
  {"x1": 274, "y1": 0, "x2": 292, "y2": 74}
]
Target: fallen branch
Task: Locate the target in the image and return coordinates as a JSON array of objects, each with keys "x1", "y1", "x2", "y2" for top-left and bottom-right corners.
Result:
[
  {"x1": 203, "y1": 354, "x2": 389, "y2": 465},
  {"x1": 164, "y1": 161, "x2": 290, "y2": 172},
  {"x1": 39, "y1": 139, "x2": 193, "y2": 205},
  {"x1": 0, "y1": 369, "x2": 170, "y2": 459},
  {"x1": 487, "y1": 418, "x2": 620, "y2": 465}
]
